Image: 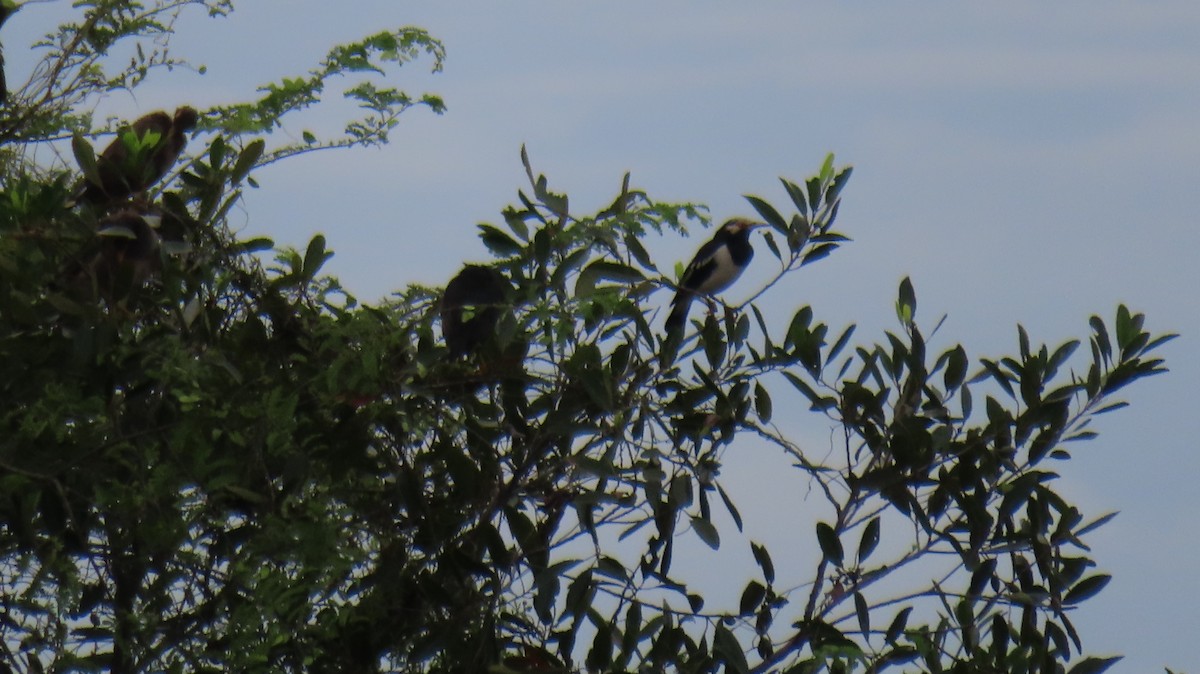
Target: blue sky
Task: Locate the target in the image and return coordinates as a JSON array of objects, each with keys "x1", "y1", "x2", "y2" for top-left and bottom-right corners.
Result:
[{"x1": 10, "y1": 1, "x2": 1200, "y2": 668}]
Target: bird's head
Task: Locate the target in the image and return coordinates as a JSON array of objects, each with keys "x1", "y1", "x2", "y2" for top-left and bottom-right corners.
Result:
[
  {"x1": 173, "y1": 106, "x2": 200, "y2": 131},
  {"x1": 722, "y1": 218, "x2": 764, "y2": 235}
]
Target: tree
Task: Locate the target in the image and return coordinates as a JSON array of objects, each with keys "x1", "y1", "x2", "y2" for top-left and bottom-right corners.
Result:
[{"x1": 0, "y1": 3, "x2": 1175, "y2": 672}]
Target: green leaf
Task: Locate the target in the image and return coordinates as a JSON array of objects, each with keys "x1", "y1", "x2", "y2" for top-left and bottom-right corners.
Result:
[
  {"x1": 819, "y1": 152, "x2": 836, "y2": 183},
  {"x1": 885, "y1": 607, "x2": 911, "y2": 644},
  {"x1": 955, "y1": 598, "x2": 977, "y2": 650},
  {"x1": 1090, "y1": 315, "x2": 1112, "y2": 364},
  {"x1": 477, "y1": 224, "x2": 522, "y2": 257},
  {"x1": 1143, "y1": 332, "x2": 1179, "y2": 352},
  {"x1": 1047, "y1": 339, "x2": 1080, "y2": 375},
  {"x1": 71, "y1": 134, "x2": 101, "y2": 188},
  {"x1": 1063, "y1": 574, "x2": 1111, "y2": 605},
  {"x1": 595, "y1": 556, "x2": 628, "y2": 581},
  {"x1": 541, "y1": 189, "x2": 568, "y2": 217},
  {"x1": 979, "y1": 359, "x2": 1016, "y2": 398},
  {"x1": 815, "y1": 522, "x2": 843, "y2": 566},
  {"x1": 562, "y1": 570, "x2": 595, "y2": 620},
  {"x1": 780, "y1": 177, "x2": 808, "y2": 216},
  {"x1": 896, "y1": 276, "x2": 916, "y2": 325},
  {"x1": 853, "y1": 591, "x2": 870, "y2": 636},
  {"x1": 691, "y1": 516, "x2": 720, "y2": 550},
  {"x1": 828, "y1": 165, "x2": 854, "y2": 203},
  {"x1": 713, "y1": 622, "x2": 750, "y2": 674},
  {"x1": 301, "y1": 234, "x2": 332, "y2": 281},
  {"x1": 574, "y1": 260, "x2": 644, "y2": 298},
  {"x1": 944, "y1": 345, "x2": 968, "y2": 391},
  {"x1": 762, "y1": 230, "x2": 783, "y2": 260},
  {"x1": 803, "y1": 618, "x2": 858, "y2": 650},
  {"x1": 751, "y1": 542, "x2": 775, "y2": 584},
  {"x1": 857, "y1": 517, "x2": 880, "y2": 564},
  {"x1": 619, "y1": 601, "x2": 642, "y2": 666},
  {"x1": 1092, "y1": 401, "x2": 1128, "y2": 415},
  {"x1": 96, "y1": 225, "x2": 137, "y2": 240},
  {"x1": 1114, "y1": 304, "x2": 1138, "y2": 350},
  {"x1": 586, "y1": 620, "x2": 613, "y2": 671},
  {"x1": 744, "y1": 194, "x2": 787, "y2": 231},
  {"x1": 788, "y1": 213, "x2": 811, "y2": 252},
  {"x1": 1074, "y1": 511, "x2": 1118, "y2": 538},
  {"x1": 739, "y1": 580, "x2": 766, "y2": 615},
  {"x1": 502, "y1": 207, "x2": 531, "y2": 240},
  {"x1": 801, "y1": 242, "x2": 839, "y2": 266},
  {"x1": 716, "y1": 483, "x2": 744, "y2": 532},
  {"x1": 1018, "y1": 324, "x2": 1031, "y2": 360},
  {"x1": 806, "y1": 176, "x2": 823, "y2": 213},
  {"x1": 877, "y1": 646, "x2": 920, "y2": 666},
  {"x1": 826, "y1": 324, "x2": 856, "y2": 367},
  {"x1": 968, "y1": 558, "x2": 997, "y2": 597},
  {"x1": 209, "y1": 134, "x2": 227, "y2": 167},
  {"x1": 1067, "y1": 656, "x2": 1123, "y2": 674},
  {"x1": 623, "y1": 232, "x2": 656, "y2": 271},
  {"x1": 782, "y1": 371, "x2": 836, "y2": 411},
  {"x1": 231, "y1": 139, "x2": 266, "y2": 184},
  {"x1": 753, "y1": 382, "x2": 772, "y2": 423}
]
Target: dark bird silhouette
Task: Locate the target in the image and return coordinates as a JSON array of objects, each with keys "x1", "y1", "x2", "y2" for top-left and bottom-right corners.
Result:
[
  {"x1": 666, "y1": 218, "x2": 761, "y2": 331},
  {"x1": 77, "y1": 106, "x2": 200, "y2": 205},
  {"x1": 0, "y1": 2, "x2": 14, "y2": 104},
  {"x1": 63, "y1": 210, "x2": 163, "y2": 301},
  {"x1": 440, "y1": 265, "x2": 511, "y2": 357}
]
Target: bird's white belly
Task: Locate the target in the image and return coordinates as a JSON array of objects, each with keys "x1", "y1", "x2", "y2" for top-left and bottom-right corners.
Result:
[{"x1": 698, "y1": 245, "x2": 742, "y2": 294}]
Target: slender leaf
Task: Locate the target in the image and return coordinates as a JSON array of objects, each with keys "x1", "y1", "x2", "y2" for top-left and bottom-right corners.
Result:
[
  {"x1": 857, "y1": 517, "x2": 880, "y2": 564},
  {"x1": 1063, "y1": 574, "x2": 1111, "y2": 605},
  {"x1": 816, "y1": 522, "x2": 844, "y2": 566},
  {"x1": 739, "y1": 580, "x2": 766, "y2": 615}
]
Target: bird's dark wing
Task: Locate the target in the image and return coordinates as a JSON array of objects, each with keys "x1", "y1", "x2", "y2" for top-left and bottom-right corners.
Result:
[
  {"x1": 678, "y1": 236, "x2": 725, "y2": 291},
  {"x1": 667, "y1": 240, "x2": 722, "y2": 330}
]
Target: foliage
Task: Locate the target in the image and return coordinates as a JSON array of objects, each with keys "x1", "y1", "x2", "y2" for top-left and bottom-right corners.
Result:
[{"x1": 0, "y1": 2, "x2": 1176, "y2": 673}]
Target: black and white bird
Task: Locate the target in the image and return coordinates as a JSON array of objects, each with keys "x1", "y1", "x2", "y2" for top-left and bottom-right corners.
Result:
[{"x1": 666, "y1": 218, "x2": 762, "y2": 331}]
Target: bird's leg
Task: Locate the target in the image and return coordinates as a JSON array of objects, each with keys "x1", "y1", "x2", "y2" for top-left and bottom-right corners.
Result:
[{"x1": 703, "y1": 295, "x2": 719, "y2": 316}]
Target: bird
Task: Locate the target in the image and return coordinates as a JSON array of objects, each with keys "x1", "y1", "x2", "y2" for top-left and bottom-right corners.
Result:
[
  {"x1": 440, "y1": 265, "x2": 511, "y2": 357},
  {"x1": 0, "y1": 2, "x2": 12, "y2": 105},
  {"x1": 76, "y1": 106, "x2": 200, "y2": 206},
  {"x1": 62, "y1": 210, "x2": 163, "y2": 302},
  {"x1": 665, "y1": 218, "x2": 762, "y2": 331}
]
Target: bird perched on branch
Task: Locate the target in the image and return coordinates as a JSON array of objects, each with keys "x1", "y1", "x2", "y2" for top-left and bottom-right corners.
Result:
[
  {"x1": 441, "y1": 265, "x2": 511, "y2": 358},
  {"x1": 666, "y1": 218, "x2": 762, "y2": 331},
  {"x1": 62, "y1": 210, "x2": 163, "y2": 302},
  {"x1": 0, "y1": 1, "x2": 14, "y2": 105},
  {"x1": 77, "y1": 106, "x2": 200, "y2": 206}
]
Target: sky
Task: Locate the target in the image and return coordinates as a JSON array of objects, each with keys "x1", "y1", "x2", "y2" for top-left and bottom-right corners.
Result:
[{"x1": 8, "y1": 1, "x2": 1200, "y2": 669}]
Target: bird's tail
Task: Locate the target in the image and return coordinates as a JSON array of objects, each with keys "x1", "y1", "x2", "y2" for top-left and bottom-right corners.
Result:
[{"x1": 665, "y1": 295, "x2": 691, "y2": 331}]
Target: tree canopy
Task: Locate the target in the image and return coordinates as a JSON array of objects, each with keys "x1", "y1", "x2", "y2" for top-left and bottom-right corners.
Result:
[{"x1": 0, "y1": 2, "x2": 1176, "y2": 673}]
